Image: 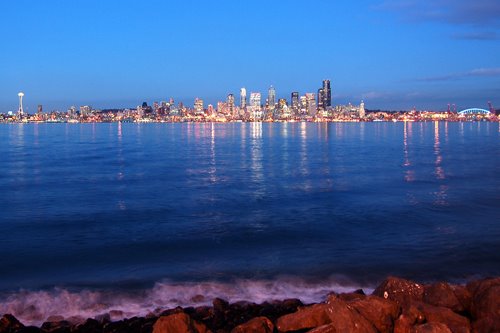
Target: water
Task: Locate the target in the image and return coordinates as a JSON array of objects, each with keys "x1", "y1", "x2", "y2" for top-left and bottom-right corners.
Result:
[{"x1": 0, "y1": 121, "x2": 499, "y2": 324}]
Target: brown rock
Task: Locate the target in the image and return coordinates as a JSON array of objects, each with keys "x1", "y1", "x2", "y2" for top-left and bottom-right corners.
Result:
[
  {"x1": 337, "y1": 289, "x2": 367, "y2": 302},
  {"x1": 411, "y1": 322, "x2": 452, "y2": 333},
  {"x1": 468, "y1": 278, "x2": 500, "y2": 319},
  {"x1": 350, "y1": 295, "x2": 400, "y2": 333},
  {"x1": 230, "y1": 317, "x2": 273, "y2": 333},
  {"x1": 450, "y1": 285, "x2": 472, "y2": 314},
  {"x1": 324, "y1": 295, "x2": 377, "y2": 333},
  {"x1": 424, "y1": 282, "x2": 464, "y2": 313},
  {"x1": 0, "y1": 315, "x2": 24, "y2": 333},
  {"x1": 153, "y1": 313, "x2": 210, "y2": 333},
  {"x1": 276, "y1": 303, "x2": 331, "y2": 332},
  {"x1": 307, "y1": 324, "x2": 337, "y2": 333},
  {"x1": 373, "y1": 276, "x2": 425, "y2": 305},
  {"x1": 413, "y1": 302, "x2": 470, "y2": 333}
]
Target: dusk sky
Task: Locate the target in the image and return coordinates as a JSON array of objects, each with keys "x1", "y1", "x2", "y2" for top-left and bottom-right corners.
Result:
[{"x1": 1, "y1": 0, "x2": 499, "y2": 112}]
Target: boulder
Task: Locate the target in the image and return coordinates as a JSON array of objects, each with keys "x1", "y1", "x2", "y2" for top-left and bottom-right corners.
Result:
[
  {"x1": 450, "y1": 285, "x2": 472, "y2": 314},
  {"x1": 0, "y1": 315, "x2": 24, "y2": 333},
  {"x1": 350, "y1": 295, "x2": 400, "y2": 333},
  {"x1": 153, "y1": 313, "x2": 209, "y2": 333},
  {"x1": 307, "y1": 324, "x2": 337, "y2": 333},
  {"x1": 230, "y1": 317, "x2": 273, "y2": 333},
  {"x1": 324, "y1": 295, "x2": 377, "y2": 333},
  {"x1": 40, "y1": 320, "x2": 71, "y2": 333},
  {"x1": 412, "y1": 302, "x2": 470, "y2": 333},
  {"x1": 276, "y1": 303, "x2": 331, "y2": 332},
  {"x1": 423, "y1": 282, "x2": 464, "y2": 313},
  {"x1": 411, "y1": 322, "x2": 452, "y2": 333},
  {"x1": 72, "y1": 318, "x2": 102, "y2": 333},
  {"x1": 373, "y1": 276, "x2": 424, "y2": 306}
]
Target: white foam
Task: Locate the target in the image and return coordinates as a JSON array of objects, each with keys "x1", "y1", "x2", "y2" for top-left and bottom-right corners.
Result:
[{"x1": 0, "y1": 278, "x2": 372, "y2": 326}]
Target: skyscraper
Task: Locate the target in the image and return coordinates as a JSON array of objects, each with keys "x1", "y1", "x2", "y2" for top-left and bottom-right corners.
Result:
[
  {"x1": 227, "y1": 94, "x2": 235, "y2": 114},
  {"x1": 17, "y1": 92, "x2": 24, "y2": 117},
  {"x1": 305, "y1": 93, "x2": 316, "y2": 116},
  {"x1": 240, "y1": 88, "x2": 247, "y2": 109},
  {"x1": 291, "y1": 92, "x2": 299, "y2": 113},
  {"x1": 37, "y1": 105, "x2": 43, "y2": 114},
  {"x1": 317, "y1": 88, "x2": 325, "y2": 110},
  {"x1": 250, "y1": 92, "x2": 262, "y2": 119},
  {"x1": 322, "y1": 79, "x2": 331, "y2": 107},
  {"x1": 268, "y1": 86, "x2": 276, "y2": 110}
]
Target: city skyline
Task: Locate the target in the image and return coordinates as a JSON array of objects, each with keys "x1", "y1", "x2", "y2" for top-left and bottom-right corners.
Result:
[{"x1": 1, "y1": 0, "x2": 499, "y2": 112}]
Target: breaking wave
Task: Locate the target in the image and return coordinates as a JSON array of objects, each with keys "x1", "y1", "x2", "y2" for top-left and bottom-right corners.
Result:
[{"x1": 0, "y1": 278, "x2": 373, "y2": 326}]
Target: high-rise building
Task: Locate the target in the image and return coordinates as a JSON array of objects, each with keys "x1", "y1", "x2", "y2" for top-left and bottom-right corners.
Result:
[
  {"x1": 240, "y1": 88, "x2": 247, "y2": 109},
  {"x1": 317, "y1": 88, "x2": 325, "y2": 110},
  {"x1": 291, "y1": 92, "x2": 299, "y2": 111},
  {"x1": 359, "y1": 100, "x2": 365, "y2": 118},
  {"x1": 250, "y1": 92, "x2": 262, "y2": 119},
  {"x1": 194, "y1": 98, "x2": 204, "y2": 114},
  {"x1": 37, "y1": 105, "x2": 43, "y2": 114},
  {"x1": 305, "y1": 93, "x2": 316, "y2": 116},
  {"x1": 227, "y1": 94, "x2": 235, "y2": 114},
  {"x1": 268, "y1": 86, "x2": 276, "y2": 110},
  {"x1": 322, "y1": 79, "x2": 331, "y2": 107}
]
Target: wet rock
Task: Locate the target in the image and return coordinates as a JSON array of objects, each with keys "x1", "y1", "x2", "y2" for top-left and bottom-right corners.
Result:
[
  {"x1": 258, "y1": 299, "x2": 302, "y2": 322},
  {"x1": 276, "y1": 303, "x2": 331, "y2": 332},
  {"x1": 450, "y1": 285, "x2": 472, "y2": 314},
  {"x1": 0, "y1": 315, "x2": 24, "y2": 333},
  {"x1": 393, "y1": 302, "x2": 426, "y2": 333},
  {"x1": 72, "y1": 318, "x2": 101, "y2": 333},
  {"x1": 230, "y1": 317, "x2": 273, "y2": 333},
  {"x1": 373, "y1": 276, "x2": 424, "y2": 306},
  {"x1": 350, "y1": 295, "x2": 400, "y2": 333},
  {"x1": 94, "y1": 313, "x2": 111, "y2": 325},
  {"x1": 324, "y1": 295, "x2": 377, "y2": 333},
  {"x1": 307, "y1": 324, "x2": 337, "y2": 333},
  {"x1": 467, "y1": 278, "x2": 500, "y2": 333},
  {"x1": 40, "y1": 320, "x2": 71, "y2": 333},
  {"x1": 153, "y1": 313, "x2": 209, "y2": 333},
  {"x1": 212, "y1": 299, "x2": 229, "y2": 314},
  {"x1": 412, "y1": 302, "x2": 470, "y2": 333},
  {"x1": 423, "y1": 282, "x2": 464, "y2": 313},
  {"x1": 276, "y1": 295, "x2": 377, "y2": 333},
  {"x1": 411, "y1": 322, "x2": 452, "y2": 333},
  {"x1": 16, "y1": 327, "x2": 41, "y2": 333},
  {"x1": 337, "y1": 289, "x2": 367, "y2": 302}
]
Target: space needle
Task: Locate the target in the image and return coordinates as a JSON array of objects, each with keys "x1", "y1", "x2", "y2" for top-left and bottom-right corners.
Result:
[{"x1": 18, "y1": 92, "x2": 25, "y2": 117}]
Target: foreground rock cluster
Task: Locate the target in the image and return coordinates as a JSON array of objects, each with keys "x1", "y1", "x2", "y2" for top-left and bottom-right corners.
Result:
[{"x1": 1, "y1": 277, "x2": 498, "y2": 333}]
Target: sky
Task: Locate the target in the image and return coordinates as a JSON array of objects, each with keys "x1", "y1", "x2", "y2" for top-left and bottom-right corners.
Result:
[{"x1": 0, "y1": 0, "x2": 499, "y2": 112}]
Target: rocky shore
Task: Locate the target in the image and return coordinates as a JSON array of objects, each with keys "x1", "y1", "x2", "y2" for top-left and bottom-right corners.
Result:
[{"x1": 1, "y1": 277, "x2": 498, "y2": 333}]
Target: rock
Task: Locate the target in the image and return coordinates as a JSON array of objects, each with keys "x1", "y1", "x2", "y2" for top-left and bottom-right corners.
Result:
[
  {"x1": 307, "y1": 324, "x2": 337, "y2": 333},
  {"x1": 337, "y1": 289, "x2": 367, "y2": 302},
  {"x1": 468, "y1": 278, "x2": 500, "y2": 319},
  {"x1": 16, "y1": 327, "x2": 41, "y2": 333},
  {"x1": 153, "y1": 313, "x2": 209, "y2": 333},
  {"x1": 212, "y1": 298, "x2": 229, "y2": 314},
  {"x1": 72, "y1": 318, "x2": 102, "y2": 333},
  {"x1": 373, "y1": 276, "x2": 424, "y2": 306},
  {"x1": 0, "y1": 315, "x2": 24, "y2": 333},
  {"x1": 350, "y1": 295, "x2": 400, "y2": 333},
  {"x1": 40, "y1": 320, "x2": 71, "y2": 333},
  {"x1": 276, "y1": 303, "x2": 332, "y2": 332},
  {"x1": 324, "y1": 295, "x2": 377, "y2": 333},
  {"x1": 411, "y1": 322, "x2": 452, "y2": 333},
  {"x1": 258, "y1": 299, "x2": 302, "y2": 322},
  {"x1": 450, "y1": 285, "x2": 472, "y2": 314},
  {"x1": 423, "y1": 282, "x2": 464, "y2": 313},
  {"x1": 393, "y1": 302, "x2": 426, "y2": 333},
  {"x1": 412, "y1": 302, "x2": 470, "y2": 333},
  {"x1": 276, "y1": 295, "x2": 378, "y2": 333},
  {"x1": 230, "y1": 317, "x2": 273, "y2": 333}
]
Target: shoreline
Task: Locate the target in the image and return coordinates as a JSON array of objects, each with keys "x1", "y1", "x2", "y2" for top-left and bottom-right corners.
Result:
[{"x1": 1, "y1": 276, "x2": 498, "y2": 333}]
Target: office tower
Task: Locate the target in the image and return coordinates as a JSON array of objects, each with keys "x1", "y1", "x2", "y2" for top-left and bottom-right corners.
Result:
[
  {"x1": 227, "y1": 94, "x2": 235, "y2": 114},
  {"x1": 291, "y1": 92, "x2": 299, "y2": 111},
  {"x1": 250, "y1": 92, "x2": 262, "y2": 119},
  {"x1": 17, "y1": 92, "x2": 24, "y2": 116},
  {"x1": 268, "y1": 86, "x2": 276, "y2": 110},
  {"x1": 240, "y1": 88, "x2": 247, "y2": 109},
  {"x1": 300, "y1": 96, "x2": 307, "y2": 114},
  {"x1": 323, "y1": 79, "x2": 331, "y2": 107},
  {"x1": 317, "y1": 88, "x2": 325, "y2": 110},
  {"x1": 359, "y1": 100, "x2": 365, "y2": 118},
  {"x1": 194, "y1": 98, "x2": 204, "y2": 114},
  {"x1": 37, "y1": 105, "x2": 43, "y2": 114},
  {"x1": 207, "y1": 104, "x2": 215, "y2": 116},
  {"x1": 305, "y1": 93, "x2": 316, "y2": 116}
]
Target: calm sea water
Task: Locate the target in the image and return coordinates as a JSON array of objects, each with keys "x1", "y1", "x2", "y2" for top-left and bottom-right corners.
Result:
[{"x1": 0, "y1": 121, "x2": 499, "y2": 323}]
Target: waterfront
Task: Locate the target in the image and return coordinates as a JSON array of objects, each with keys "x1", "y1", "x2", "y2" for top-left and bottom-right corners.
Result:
[{"x1": 0, "y1": 121, "x2": 499, "y2": 322}]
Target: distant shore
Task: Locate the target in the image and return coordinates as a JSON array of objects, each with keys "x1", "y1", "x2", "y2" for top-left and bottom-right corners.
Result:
[{"x1": 1, "y1": 276, "x2": 498, "y2": 333}]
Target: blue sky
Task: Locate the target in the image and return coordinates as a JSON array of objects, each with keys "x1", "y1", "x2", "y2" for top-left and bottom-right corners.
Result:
[{"x1": 1, "y1": 0, "x2": 499, "y2": 112}]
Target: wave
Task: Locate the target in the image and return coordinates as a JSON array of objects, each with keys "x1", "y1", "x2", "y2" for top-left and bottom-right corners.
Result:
[{"x1": 0, "y1": 277, "x2": 373, "y2": 326}]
